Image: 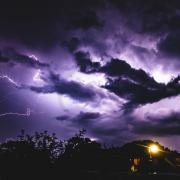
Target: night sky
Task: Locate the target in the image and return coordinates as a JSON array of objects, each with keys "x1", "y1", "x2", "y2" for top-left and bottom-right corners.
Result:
[{"x1": 0, "y1": 0, "x2": 180, "y2": 150}]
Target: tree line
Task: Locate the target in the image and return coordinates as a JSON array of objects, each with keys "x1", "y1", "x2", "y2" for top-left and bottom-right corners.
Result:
[{"x1": 0, "y1": 129, "x2": 179, "y2": 179}]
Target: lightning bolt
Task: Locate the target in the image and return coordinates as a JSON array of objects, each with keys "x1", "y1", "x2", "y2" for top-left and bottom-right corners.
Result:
[
  {"x1": 0, "y1": 108, "x2": 31, "y2": 118},
  {"x1": 0, "y1": 54, "x2": 46, "y2": 119},
  {"x1": 29, "y1": 55, "x2": 43, "y2": 83},
  {"x1": 28, "y1": 54, "x2": 38, "y2": 61},
  {"x1": 33, "y1": 69, "x2": 43, "y2": 82},
  {"x1": 0, "y1": 75, "x2": 20, "y2": 88},
  {"x1": 0, "y1": 75, "x2": 29, "y2": 118}
]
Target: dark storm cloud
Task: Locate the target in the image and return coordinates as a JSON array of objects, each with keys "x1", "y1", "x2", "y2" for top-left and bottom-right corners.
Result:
[
  {"x1": 73, "y1": 53, "x2": 180, "y2": 109},
  {"x1": 56, "y1": 112, "x2": 101, "y2": 125},
  {"x1": 29, "y1": 72, "x2": 96, "y2": 101},
  {"x1": 102, "y1": 60, "x2": 180, "y2": 108},
  {"x1": 0, "y1": 1, "x2": 104, "y2": 48},
  {"x1": 0, "y1": 48, "x2": 49, "y2": 68},
  {"x1": 69, "y1": 11, "x2": 103, "y2": 30},
  {"x1": 63, "y1": 37, "x2": 81, "y2": 52},
  {"x1": 30, "y1": 83, "x2": 95, "y2": 101},
  {"x1": 64, "y1": 37, "x2": 102, "y2": 73},
  {"x1": 100, "y1": 59, "x2": 157, "y2": 86},
  {"x1": 73, "y1": 112, "x2": 101, "y2": 126},
  {"x1": 74, "y1": 51, "x2": 100, "y2": 73},
  {"x1": 1, "y1": 0, "x2": 180, "y2": 54},
  {"x1": 0, "y1": 51, "x2": 9, "y2": 63},
  {"x1": 73, "y1": 50, "x2": 156, "y2": 86},
  {"x1": 56, "y1": 115, "x2": 70, "y2": 121},
  {"x1": 158, "y1": 33, "x2": 180, "y2": 57},
  {"x1": 109, "y1": 0, "x2": 180, "y2": 34},
  {"x1": 132, "y1": 111, "x2": 180, "y2": 136}
]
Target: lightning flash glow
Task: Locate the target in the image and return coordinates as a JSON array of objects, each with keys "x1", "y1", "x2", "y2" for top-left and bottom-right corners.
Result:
[
  {"x1": 28, "y1": 54, "x2": 38, "y2": 61},
  {"x1": 33, "y1": 69, "x2": 43, "y2": 82}
]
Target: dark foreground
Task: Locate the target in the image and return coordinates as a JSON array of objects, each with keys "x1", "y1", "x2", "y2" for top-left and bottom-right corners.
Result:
[
  {"x1": 0, "y1": 131, "x2": 179, "y2": 180},
  {"x1": 2, "y1": 172, "x2": 180, "y2": 180},
  {"x1": 64, "y1": 172, "x2": 180, "y2": 180}
]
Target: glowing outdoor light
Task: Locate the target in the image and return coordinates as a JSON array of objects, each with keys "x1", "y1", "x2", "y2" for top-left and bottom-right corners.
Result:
[{"x1": 148, "y1": 144, "x2": 159, "y2": 158}]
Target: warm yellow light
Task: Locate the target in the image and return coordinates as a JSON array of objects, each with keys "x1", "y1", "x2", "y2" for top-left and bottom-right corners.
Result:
[{"x1": 149, "y1": 144, "x2": 159, "y2": 154}]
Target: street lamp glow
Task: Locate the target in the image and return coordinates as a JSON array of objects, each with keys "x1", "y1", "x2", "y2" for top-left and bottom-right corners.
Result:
[{"x1": 149, "y1": 144, "x2": 159, "y2": 154}]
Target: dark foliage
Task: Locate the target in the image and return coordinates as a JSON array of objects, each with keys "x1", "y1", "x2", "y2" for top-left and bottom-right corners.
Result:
[{"x1": 0, "y1": 130, "x2": 179, "y2": 179}]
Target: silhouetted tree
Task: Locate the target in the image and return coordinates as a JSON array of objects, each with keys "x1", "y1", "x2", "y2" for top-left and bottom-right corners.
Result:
[
  {"x1": 0, "y1": 130, "x2": 64, "y2": 179},
  {"x1": 58, "y1": 129, "x2": 102, "y2": 171}
]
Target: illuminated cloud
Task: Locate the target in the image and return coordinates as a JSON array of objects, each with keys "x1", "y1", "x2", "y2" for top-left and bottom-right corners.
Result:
[
  {"x1": 1, "y1": 0, "x2": 180, "y2": 150},
  {"x1": 0, "y1": 48, "x2": 49, "y2": 69}
]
